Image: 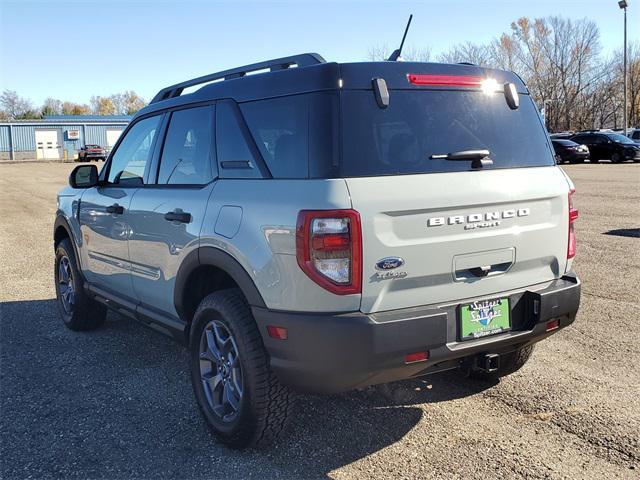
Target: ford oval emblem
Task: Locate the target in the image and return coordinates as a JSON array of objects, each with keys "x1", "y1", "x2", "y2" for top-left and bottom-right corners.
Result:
[{"x1": 375, "y1": 257, "x2": 405, "y2": 271}]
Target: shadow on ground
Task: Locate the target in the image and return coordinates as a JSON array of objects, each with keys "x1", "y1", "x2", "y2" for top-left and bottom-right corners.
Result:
[
  {"x1": 0, "y1": 299, "x2": 493, "y2": 479},
  {"x1": 603, "y1": 228, "x2": 640, "y2": 238}
]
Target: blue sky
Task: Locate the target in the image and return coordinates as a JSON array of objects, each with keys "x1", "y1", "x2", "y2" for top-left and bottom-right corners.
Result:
[{"x1": 1, "y1": 0, "x2": 637, "y2": 106}]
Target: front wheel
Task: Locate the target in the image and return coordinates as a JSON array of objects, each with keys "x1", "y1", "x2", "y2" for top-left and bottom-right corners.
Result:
[
  {"x1": 55, "y1": 238, "x2": 106, "y2": 330},
  {"x1": 611, "y1": 152, "x2": 622, "y2": 163},
  {"x1": 189, "y1": 289, "x2": 294, "y2": 448}
]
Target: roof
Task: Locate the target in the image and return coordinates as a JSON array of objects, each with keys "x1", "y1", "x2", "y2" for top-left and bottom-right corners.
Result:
[
  {"x1": 136, "y1": 53, "x2": 527, "y2": 119},
  {"x1": 0, "y1": 115, "x2": 131, "y2": 126},
  {"x1": 43, "y1": 115, "x2": 132, "y2": 121}
]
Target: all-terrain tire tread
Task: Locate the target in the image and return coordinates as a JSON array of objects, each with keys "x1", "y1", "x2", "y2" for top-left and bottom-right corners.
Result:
[{"x1": 191, "y1": 289, "x2": 294, "y2": 448}]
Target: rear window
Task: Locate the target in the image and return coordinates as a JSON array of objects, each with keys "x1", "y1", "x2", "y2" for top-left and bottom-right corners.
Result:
[{"x1": 340, "y1": 90, "x2": 555, "y2": 177}]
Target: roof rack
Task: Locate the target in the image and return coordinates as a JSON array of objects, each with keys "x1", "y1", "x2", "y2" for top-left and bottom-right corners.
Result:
[{"x1": 150, "y1": 53, "x2": 326, "y2": 104}]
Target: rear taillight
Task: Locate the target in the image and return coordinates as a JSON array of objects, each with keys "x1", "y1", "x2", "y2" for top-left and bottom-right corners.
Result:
[
  {"x1": 567, "y1": 188, "x2": 579, "y2": 259},
  {"x1": 296, "y1": 210, "x2": 362, "y2": 295}
]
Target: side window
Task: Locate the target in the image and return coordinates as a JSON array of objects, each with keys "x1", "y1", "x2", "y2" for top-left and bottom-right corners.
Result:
[
  {"x1": 158, "y1": 106, "x2": 214, "y2": 185},
  {"x1": 632, "y1": 131, "x2": 640, "y2": 140},
  {"x1": 240, "y1": 95, "x2": 309, "y2": 178},
  {"x1": 216, "y1": 101, "x2": 263, "y2": 179},
  {"x1": 107, "y1": 115, "x2": 161, "y2": 185}
]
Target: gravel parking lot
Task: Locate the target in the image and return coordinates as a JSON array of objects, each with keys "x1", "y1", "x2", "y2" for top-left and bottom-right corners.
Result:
[{"x1": 1, "y1": 162, "x2": 639, "y2": 479}]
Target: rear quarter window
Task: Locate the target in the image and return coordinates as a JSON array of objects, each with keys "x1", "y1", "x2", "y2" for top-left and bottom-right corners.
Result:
[{"x1": 240, "y1": 95, "x2": 309, "y2": 178}]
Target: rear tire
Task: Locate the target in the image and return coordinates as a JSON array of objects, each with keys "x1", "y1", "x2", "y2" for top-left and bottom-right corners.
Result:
[
  {"x1": 611, "y1": 152, "x2": 622, "y2": 163},
  {"x1": 55, "y1": 238, "x2": 107, "y2": 331},
  {"x1": 469, "y1": 345, "x2": 535, "y2": 381},
  {"x1": 189, "y1": 289, "x2": 294, "y2": 449}
]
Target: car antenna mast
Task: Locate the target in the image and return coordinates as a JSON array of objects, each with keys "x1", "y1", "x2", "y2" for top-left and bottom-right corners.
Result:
[{"x1": 387, "y1": 14, "x2": 413, "y2": 61}]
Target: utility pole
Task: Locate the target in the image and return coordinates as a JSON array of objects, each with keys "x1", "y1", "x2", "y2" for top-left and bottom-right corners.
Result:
[
  {"x1": 619, "y1": 1, "x2": 628, "y2": 136},
  {"x1": 543, "y1": 99, "x2": 555, "y2": 131}
]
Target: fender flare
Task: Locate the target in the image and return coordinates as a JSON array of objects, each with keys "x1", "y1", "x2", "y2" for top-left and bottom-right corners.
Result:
[
  {"x1": 54, "y1": 214, "x2": 87, "y2": 279},
  {"x1": 54, "y1": 214, "x2": 79, "y2": 256},
  {"x1": 54, "y1": 214, "x2": 72, "y2": 244},
  {"x1": 174, "y1": 246, "x2": 267, "y2": 322}
]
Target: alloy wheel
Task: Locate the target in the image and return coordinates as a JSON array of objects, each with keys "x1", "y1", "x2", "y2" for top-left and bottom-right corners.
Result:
[
  {"x1": 199, "y1": 320, "x2": 243, "y2": 422},
  {"x1": 58, "y1": 256, "x2": 75, "y2": 314}
]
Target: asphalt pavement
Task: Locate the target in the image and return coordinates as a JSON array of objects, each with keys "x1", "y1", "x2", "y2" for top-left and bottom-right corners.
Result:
[{"x1": 1, "y1": 162, "x2": 638, "y2": 479}]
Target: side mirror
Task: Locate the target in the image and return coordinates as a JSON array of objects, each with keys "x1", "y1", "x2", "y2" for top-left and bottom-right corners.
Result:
[{"x1": 69, "y1": 164, "x2": 98, "y2": 189}]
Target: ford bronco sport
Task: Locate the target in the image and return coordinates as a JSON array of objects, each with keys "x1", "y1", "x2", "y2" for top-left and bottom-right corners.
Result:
[{"x1": 54, "y1": 53, "x2": 581, "y2": 448}]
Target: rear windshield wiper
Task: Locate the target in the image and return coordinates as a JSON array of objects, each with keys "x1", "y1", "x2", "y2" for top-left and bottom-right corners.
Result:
[{"x1": 429, "y1": 149, "x2": 493, "y2": 168}]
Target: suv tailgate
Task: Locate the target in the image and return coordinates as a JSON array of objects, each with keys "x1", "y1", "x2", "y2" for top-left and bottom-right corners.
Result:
[{"x1": 346, "y1": 167, "x2": 570, "y2": 314}]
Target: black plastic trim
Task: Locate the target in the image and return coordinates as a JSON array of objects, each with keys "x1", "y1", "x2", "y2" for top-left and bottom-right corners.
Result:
[
  {"x1": 252, "y1": 274, "x2": 581, "y2": 393},
  {"x1": 216, "y1": 99, "x2": 272, "y2": 179},
  {"x1": 53, "y1": 215, "x2": 84, "y2": 273},
  {"x1": 150, "y1": 53, "x2": 326, "y2": 104},
  {"x1": 85, "y1": 283, "x2": 188, "y2": 343},
  {"x1": 173, "y1": 246, "x2": 267, "y2": 323}
]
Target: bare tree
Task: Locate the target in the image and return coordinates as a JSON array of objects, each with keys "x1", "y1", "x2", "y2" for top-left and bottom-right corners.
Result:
[
  {"x1": 367, "y1": 44, "x2": 391, "y2": 61},
  {"x1": 438, "y1": 42, "x2": 491, "y2": 66},
  {"x1": 506, "y1": 16, "x2": 603, "y2": 131},
  {"x1": 0, "y1": 90, "x2": 35, "y2": 119},
  {"x1": 41, "y1": 98, "x2": 63, "y2": 116},
  {"x1": 367, "y1": 44, "x2": 431, "y2": 62},
  {"x1": 489, "y1": 33, "x2": 522, "y2": 72},
  {"x1": 121, "y1": 91, "x2": 146, "y2": 115}
]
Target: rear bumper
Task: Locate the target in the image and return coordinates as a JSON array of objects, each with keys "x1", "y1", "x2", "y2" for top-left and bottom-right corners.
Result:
[{"x1": 252, "y1": 273, "x2": 581, "y2": 393}]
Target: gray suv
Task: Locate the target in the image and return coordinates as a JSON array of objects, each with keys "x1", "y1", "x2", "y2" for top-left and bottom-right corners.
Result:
[{"x1": 54, "y1": 53, "x2": 581, "y2": 448}]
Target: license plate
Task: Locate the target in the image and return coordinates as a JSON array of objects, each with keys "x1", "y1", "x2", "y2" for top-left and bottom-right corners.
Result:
[{"x1": 460, "y1": 297, "x2": 510, "y2": 340}]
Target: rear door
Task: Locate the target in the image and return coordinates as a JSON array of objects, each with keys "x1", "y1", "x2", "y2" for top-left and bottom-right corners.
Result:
[
  {"x1": 339, "y1": 88, "x2": 570, "y2": 314},
  {"x1": 594, "y1": 135, "x2": 612, "y2": 159},
  {"x1": 127, "y1": 105, "x2": 216, "y2": 318}
]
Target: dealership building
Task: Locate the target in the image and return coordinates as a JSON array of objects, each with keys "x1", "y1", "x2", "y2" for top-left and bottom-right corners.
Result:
[{"x1": 0, "y1": 115, "x2": 131, "y2": 161}]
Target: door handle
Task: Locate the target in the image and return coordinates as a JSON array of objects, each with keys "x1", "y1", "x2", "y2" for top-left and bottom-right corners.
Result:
[
  {"x1": 106, "y1": 204, "x2": 124, "y2": 215},
  {"x1": 164, "y1": 211, "x2": 191, "y2": 223}
]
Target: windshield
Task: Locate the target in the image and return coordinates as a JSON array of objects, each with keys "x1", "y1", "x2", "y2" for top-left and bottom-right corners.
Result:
[
  {"x1": 340, "y1": 90, "x2": 555, "y2": 177},
  {"x1": 606, "y1": 133, "x2": 634, "y2": 144}
]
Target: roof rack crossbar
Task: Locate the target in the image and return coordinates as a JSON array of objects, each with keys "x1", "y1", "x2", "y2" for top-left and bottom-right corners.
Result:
[{"x1": 150, "y1": 53, "x2": 326, "y2": 104}]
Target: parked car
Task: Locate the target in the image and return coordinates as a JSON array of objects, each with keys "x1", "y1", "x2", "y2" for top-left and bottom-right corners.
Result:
[
  {"x1": 551, "y1": 138, "x2": 590, "y2": 164},
  {"x1": 77, "y1": 144, "x2": 107, "y2": 162},
  {"x1": 570, "y1": 131, "x2": 640, "y2": 163},
  {"x1": 627, "y1": 128, "x2": 640, "y2": 143},
  {"x1": 55, "y1": 53, "x2": 581, "y2": 448}
]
